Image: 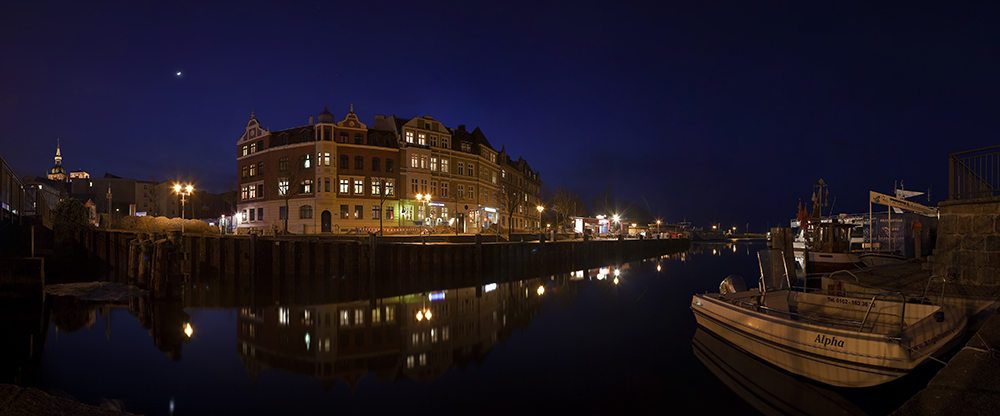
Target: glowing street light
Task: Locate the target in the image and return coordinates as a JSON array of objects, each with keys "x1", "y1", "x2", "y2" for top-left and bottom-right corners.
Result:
[
  {"x1": 536, "y1": 205, "x2": 544, "y2": 231},
  {"x1": 415, "y1": 193, "x2": 431, "y2": 228},
  {"x1": 416, "y1": 308, "x2": 433, "y2": 321},
  {"x1": 183, "y1": 322, "x2": 193, "y2": 338},
  {"x1": 173, "y1": 183, "x2": 194, "y2": 233},
  {"x1": 537, "y1": 285, "x2": 545, "y2": 296}
]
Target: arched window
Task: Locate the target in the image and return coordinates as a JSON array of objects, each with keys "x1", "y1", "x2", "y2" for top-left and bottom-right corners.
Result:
[{"x1": 300, "y1": 205, "x2": 313, "y2": 219}]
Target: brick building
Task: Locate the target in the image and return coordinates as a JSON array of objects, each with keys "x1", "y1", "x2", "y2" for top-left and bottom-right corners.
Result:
[{"x1": 235, "y1": 106, "x2": 541, "y2": 235}]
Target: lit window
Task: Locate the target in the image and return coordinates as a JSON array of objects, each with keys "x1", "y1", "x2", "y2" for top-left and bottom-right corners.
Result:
[
  {"x1": 279, "y1": 308, "x2": 289, "y2": 325},
  {"x1": 405, "y1": 131, "x2": 414, "y2": 143},
  {"x1": 372, "y1": 308, "x2": 381, "y2": 323},
  {"x1": 354, "y1": 308, "x2": 364, "y2": 325},
  {"x1": 339, "y1": 310, "x2": 349, "y2": 326},
  {"x1": 301, "y1": 179, "x2": 313, "y2": 194},
  {"x1": 339, "y1": 179, "x2": 349, "y2": 193},
  {"x1": 302, "y1": 154, "x2": 311, "y2": 169},
  {"x1": 385, "y1": 180, "x2": 394, "y2": 196},
  {"x1": 354, "y1": 179, "x2": 364, "y2": 194},
  {"x1": 386, "y1": 305, "x2": 394, "y2": 322},
  {"x1": 419, "y1": 353, "x2": 426, "y2": 366},
  {"x1": 407, "y1": 355, "x2": 414, "y2": 369},
  {"x1": 371, "y1": 180, "x2": 381, "y2": 195},
  {"x1": 418, "y1": 133, "x2": 426, "y2": 145},
  {"x1": 278, "y1": 179, "x2": 289, "y2": 196},
  {"x1": 411, "y1": 155, "x2": 418, "y2": 168},
  {"x1": 430, "y1": 157, "x2": 438, "y2": 171},
  {"x1": 441, "y1": 159, "x2": 449, "y2": 173}
]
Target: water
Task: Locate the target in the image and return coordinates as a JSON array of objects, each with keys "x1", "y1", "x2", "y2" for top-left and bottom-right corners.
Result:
[{"x1": 25, "y1": 241, "x2": 938, "y2": 415}]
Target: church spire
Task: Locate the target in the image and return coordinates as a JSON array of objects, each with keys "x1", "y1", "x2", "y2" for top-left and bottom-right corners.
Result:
[{"x1": 55, "y1": 139, "x2": 62, "y2": 166}]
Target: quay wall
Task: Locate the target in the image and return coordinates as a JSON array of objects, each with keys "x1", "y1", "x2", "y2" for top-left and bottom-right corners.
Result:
[
  {"x1": 69, "y1": 230, "x2": 689, "y2": 307},
  {"x1": 933, "y1": 197, "x2": 1000, "y2": 284}
]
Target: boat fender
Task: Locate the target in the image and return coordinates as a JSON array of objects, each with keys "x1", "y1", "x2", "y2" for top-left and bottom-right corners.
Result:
[{"x1": 934, "y1": 311, "x2": 945, "y2": 322}]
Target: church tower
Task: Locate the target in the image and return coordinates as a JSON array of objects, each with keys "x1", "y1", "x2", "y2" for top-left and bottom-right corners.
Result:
[{"x1": 47, "y1": 140, "x2": 67, "y2": 182}]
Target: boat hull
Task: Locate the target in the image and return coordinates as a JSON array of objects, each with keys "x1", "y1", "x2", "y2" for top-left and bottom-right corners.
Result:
[
  {"x1": 691, "y1": 291, "x2": 966, "y2": 388},
  {"x1": 795, "y1": 250, "x2": 862, "y2": 274}
]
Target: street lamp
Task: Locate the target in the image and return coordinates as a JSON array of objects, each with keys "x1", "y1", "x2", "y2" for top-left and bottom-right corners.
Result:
[
  {"x1": 173, "y1": 183, "x2": 194, "y2": 233},
  {"x1": 415, "y1": 193, "x2": 431, "y2": 230},
  {"x1": 536, "y1": 205, "x2": 544, "y2": 231}
]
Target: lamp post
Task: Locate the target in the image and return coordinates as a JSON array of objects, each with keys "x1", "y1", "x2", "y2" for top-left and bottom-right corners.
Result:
[
  {"x1": 415, "y1": 193, "x2": 431, "y2": 232},
  {"x1": 536, "y1": 205, "x2": 544, "y2": 232},
  {"x1": 656, "y1": 219, "x2": 662, "y2": 236},
  {"x1": 173, "y1": 183, "x2": 194, "y2": 233}
]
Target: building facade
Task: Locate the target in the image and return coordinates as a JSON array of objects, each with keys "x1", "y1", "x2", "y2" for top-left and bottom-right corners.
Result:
[{"x1": 235, "y1": 107, "x2": 542, "y2": 235}]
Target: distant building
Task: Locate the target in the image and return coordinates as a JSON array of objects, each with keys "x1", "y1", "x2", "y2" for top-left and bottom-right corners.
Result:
[{"x1": 46, "y1": 140, "x2": 67, "y2": 182}]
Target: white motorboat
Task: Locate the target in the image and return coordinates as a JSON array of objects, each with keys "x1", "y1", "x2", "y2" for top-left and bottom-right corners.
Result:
[{"x1": 690, "y1": 249, "x2": 967, "y2": 388}]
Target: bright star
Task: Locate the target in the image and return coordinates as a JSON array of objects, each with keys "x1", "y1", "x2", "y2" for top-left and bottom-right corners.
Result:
[{"x1": 176, "y1": 71, "x2": 182, "y2": 76}]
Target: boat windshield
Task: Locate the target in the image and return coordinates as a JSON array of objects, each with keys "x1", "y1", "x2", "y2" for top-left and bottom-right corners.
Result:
[{"x1": 758, "y1": 249, "x2": 791, "y2": 290}]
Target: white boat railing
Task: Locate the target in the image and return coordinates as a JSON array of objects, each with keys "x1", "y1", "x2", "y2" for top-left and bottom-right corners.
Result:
[
  {"x1": 859, "y1": 292, "x2": 906, "y2": 333},
  {"x1": 718, "y1": 291, "x2": 889, "y2": 332},
  {"x1": 920, "y1": 275, "x2": 948, "y2": 305}
]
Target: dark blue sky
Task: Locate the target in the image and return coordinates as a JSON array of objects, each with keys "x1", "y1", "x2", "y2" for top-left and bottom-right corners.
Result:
[{"x1": 4, "y1": 1, "x2": 999, "y2": 232}]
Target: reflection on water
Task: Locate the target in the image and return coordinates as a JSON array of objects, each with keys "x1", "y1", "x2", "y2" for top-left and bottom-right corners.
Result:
[
  {"x1": 692, "y1": 328, "x2": 867, "y2": 416},
  {"x1": 14, "y1": 241, "x2": 939, "y2": 415},
  {"x1": 236, "y1": 276, "x2": 551, "y2": 387}
]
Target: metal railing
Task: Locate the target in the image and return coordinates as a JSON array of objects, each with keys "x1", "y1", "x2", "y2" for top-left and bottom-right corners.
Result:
[
  {"x1": 0, "y1": 154, "x2": 24, "y2": 223},
  {"x1": 950, "y1": 145, "x2": 1000, "y2": 200}
]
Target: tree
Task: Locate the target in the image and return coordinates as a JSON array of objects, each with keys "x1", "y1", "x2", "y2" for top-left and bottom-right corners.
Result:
[
  {"x1": 51, "y1": 198, "x2": 93, "y2": 233},
  {"x1": 266, "y1": 151, "x2": 313, "y2": 234},
  {"x1": 147, "y1": 176, "x2": 162, "y2": 217},
  {"x1": 51, "y1": 198, "x2": 93, "y2": 254},
  {"x1": 500, "y1": 179, "x2": 524, "y2": 237},
  {"x1": 549, "y1": 186, "x2": 586, "y2": 232},
  {"x1": 372, "y1": 174, "x2": 398, "y2": 236}
]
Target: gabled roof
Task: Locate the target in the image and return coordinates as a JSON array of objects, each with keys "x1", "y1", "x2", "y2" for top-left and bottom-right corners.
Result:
[
  {"x1": 367, "y1": 128, "x2": 398, "y2": 148},
  {"x1": 470, "y1": 127, "x2": 495, "y2": 151}
]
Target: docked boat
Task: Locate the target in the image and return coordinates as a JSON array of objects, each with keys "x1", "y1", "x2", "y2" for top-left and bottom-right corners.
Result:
[{"x1": 690, "y1": 249, "x2": 967, "y2": 388}]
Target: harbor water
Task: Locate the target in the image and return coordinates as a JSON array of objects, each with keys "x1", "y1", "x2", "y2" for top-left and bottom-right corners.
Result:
[{"x1": 27, "y1": 241, "x2": 943, "y2": 415}]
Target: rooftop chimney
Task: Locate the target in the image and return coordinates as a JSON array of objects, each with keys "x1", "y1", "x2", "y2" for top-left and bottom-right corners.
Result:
[{"x1": 309, "y1": 115, "x2": 314, "y2": 125}]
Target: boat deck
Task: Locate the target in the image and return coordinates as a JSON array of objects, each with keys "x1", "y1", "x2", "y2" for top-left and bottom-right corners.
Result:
[{"x1": 717, "y1": 290, "x2": 919, "y2": 335}]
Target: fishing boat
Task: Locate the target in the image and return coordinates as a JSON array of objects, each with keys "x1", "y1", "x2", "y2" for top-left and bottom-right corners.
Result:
[{"x1": 690, "y1": 249, "x2": 967, "y2": 388}]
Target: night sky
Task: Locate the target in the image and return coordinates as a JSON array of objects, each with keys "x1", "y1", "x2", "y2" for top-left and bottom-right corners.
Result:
[{"x1": 4, "y1": 1, "x2": 999, "y2": 232}]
